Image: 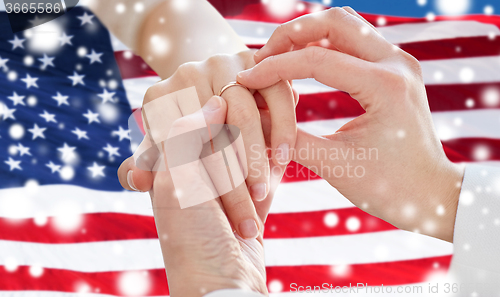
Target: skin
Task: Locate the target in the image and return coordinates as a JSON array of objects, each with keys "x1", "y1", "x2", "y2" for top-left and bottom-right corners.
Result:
[
  {"x1": 238, "y1": 7, "x2": 465, "y2": 243},
  {"x1": 89, "y1": 0, "x2": 298, "y2": 239}
]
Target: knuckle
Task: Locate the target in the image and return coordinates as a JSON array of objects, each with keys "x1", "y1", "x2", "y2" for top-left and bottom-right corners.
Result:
[
  {"x1": 305, "y1": 46, "x2": 329, "y2": 65},
  {"x1": 143, "y1": 83, "x2": 164, "y2": 104},
  {"x1": 328, "y1": 6, "x2": 349, "y2": 20},
  {"x1": 175, "y1": 62, "x2": 199, "y2": 81},
  {"x1": 229, "y1": 102, "x2": 258, "y2": 126}
]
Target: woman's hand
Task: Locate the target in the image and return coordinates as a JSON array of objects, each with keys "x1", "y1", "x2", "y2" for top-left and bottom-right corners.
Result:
[
  {"x1": 118, "y1": 50, "x2": 297, "y2": 239},
  {"x1": 150, "y1": 96, "x2": 270, "y2": 296},
  {"x1": 237, "y1": 7, "x2": 465, "y2": 242}
]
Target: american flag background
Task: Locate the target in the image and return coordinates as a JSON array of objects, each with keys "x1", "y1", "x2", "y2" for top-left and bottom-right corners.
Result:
[{"x1": 0, "y1": 0, "x2": 499, "y2": 296}]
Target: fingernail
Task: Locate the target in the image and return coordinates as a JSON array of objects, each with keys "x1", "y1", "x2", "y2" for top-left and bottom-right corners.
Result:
[
  {"x1": 203, "y1": 96, "x2": 222, "y2": 111},
  {"x1": 239, "y1": 219, "x2": 259, "y2": 239},
  {"x1": 254, "y1": 49, "x2": 261, "y2": 58},
  {"x1": 237, "y1": 69, "x2": 252, "y2": 80},
  {"x1": 250, "y1": 183, "x2": 267, "y2": 201},
  {"x1": 127, "y1": 170, "x2": 139, "y2": 191},
  {"x1": 276, "y1": 143, "x2": 290, "y2": 165}
]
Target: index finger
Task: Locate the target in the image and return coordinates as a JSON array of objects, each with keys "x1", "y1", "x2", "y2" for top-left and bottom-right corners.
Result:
[{"x1": 254, "y1": 7, "x2": 392, "y2": 64}]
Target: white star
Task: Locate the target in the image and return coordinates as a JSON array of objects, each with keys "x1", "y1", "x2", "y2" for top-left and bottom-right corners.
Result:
[
  {"x1": 57, "y1": 143, "x2": 77, "y2": 162},
  {"x1": 87, "y1": 162, "x2": 105, "y2": 178},
  {"x1": 59, "y1": 32, "x2": 74, "y2": 46},
  {"x1": 8, "y1": 35, "x2": 25, "y2": 50},
  {"x1": 72, "y1": 127, "x2": 89, "y2": 140},
  {"x1": 38, "y1": 54, "x2": 55, "y2": 69},
  {"x1": 15, "y1": 143, "x2": 31, "y2": 156},
  {"x1": 77, "y1": 12, "x2": 95, "y2": 26},
  {"x1": 68, "y1": 71, "x2": 85, "y2": 86},
  {"x1": 0, "y1": 56, "x2": 8, "y2": 70},
  {"x1": 21, "y1": 74, "x2": 39, "y2": 89},
  {"x1": 112, "y1": 126, "x2": 131, "y2": 141},
  {"x1": 97, "y1": 89, "x2": 116, "y2": 104},
  {"x1": 29, "y1": 15, "x2": 46, "y2": 26},
  {"x1": 103, "y1": 144, "x2": 120, "y2": 158},
  {"x1": 86, "y1": 49, "x2": 103, "y2": 64},
  {"x1": 83, "y1": 109, "x2": 100, "y2": 124},
  {"x1": 39, "y1": 110, "x2": 57, "y2": 123},
  {"x1": 46, "y1": 161, "x2": 61, "y2": 173},
  {"x1": 2, "y1": 107, "x2": 16, "y2": 120},
  {"x1": 28, "y1": 124, "x2": 47, "y2": 140},
  {"x1": 52, "y1": 92, "x2": 69, "y2": 106},
  {"x1": 7, "y1": 92, "x2": 25, "y2": 106},
  {"x1": 5, "y1": 157, "x2": 22, "y2": 171}
]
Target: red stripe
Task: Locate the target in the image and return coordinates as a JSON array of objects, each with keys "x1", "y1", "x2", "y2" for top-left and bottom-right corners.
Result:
[
  {"x1": 295, "y1": 84, "x2": 500, "y2": 123},
  {"x1": 266, "y1": 255, "x2": 452, "y2": 292},
  {"x1": 114, "y1": 51, "x2": 156, "y2": 79},
  {"x1": 0, "y1": 256, "x2": 451, "y2": 294},
  {"x1": 249, "y1": 36, "x2": 500, "y2": 61},
  {"x1": 212, "y1": 0, "x2": 500, "y2": 31},
  {"x1": 0, "y1": 266, "x2": 169, "y2": 296},
  {"x1": 0, "y1": 207, "x2": 396, "y2": 243},
  {"x1": 399, "y1": 36, "x2": 500, "y2": 61}
]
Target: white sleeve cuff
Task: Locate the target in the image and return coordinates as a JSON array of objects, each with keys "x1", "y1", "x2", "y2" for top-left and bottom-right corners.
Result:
[
  {"x1": 204, "y1": 289, "x2": 266, "y2": 297},
  {"x1": 449, "y1": 164, "x2": 500, "y2": 295}
]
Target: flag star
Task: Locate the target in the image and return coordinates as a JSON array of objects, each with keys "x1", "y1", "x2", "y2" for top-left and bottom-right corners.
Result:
[
  {"x1": 86, "y1": 49, "x2": 103, "y2": 64},
  {"x1": 28, "y1": 123, "x2": 47, "y2": 140},
  {"x1": 87, "y1": 162, "x2": 105, "y2": 178},
  {"x1": 59, "y1": 32, "x2": 74, "y2": 46},
  {"x1": 38, "y1": 54, "x2": 55, "y2": 69},
  {"x1": 7, "y1": 92, "x2": 25, "y2": 106},
  {"x1": 2, "y1": 107, "x2": 16, "y2": 120},
  {"x1": 77, "y1": 12, "x2": 95, "y2": 26},
  {"x1": 46, "y1": 161, "x2": 61, "y2": 173},
  {"x1": 112, "y1": 126, "x2": 131, "y2": 141},
  {"x1": 97, "y1": 89, "x2": 116, "y2": 104},
  {"x1": 39, "y1": 110, "x2": 57, "y2": 123},
  {"x1": 72, "y1": 127, "x2": 89, "y2": 140},
  {"x1": 57, "y1": 143, "x2": 77, "y2": 162},
  {"x1": 52, "y1": 92, "x2": 70, "y2": 106},
  {"x1": 68, "y1": 71, "x2": 85, "y2": 86},
  {"x1": 21, "y1": 74, "x2": 39, "y2": 89},
  {"x1": 5, "y1": 157, "x2": 22, "y2": 171},
  {"x1": 15, "y1": 143, "x2": 31, "y2": 156},
  {"x1": 29, "y1": 15, "x2": 46, "y2": 26},
  {"x1": 103, "y1": 144, "x2": 120, "y2": 158},
  {"x1": 83, "y1": 109, "x2": 100, "y2": 124},
  {"x1": 0, "y1": 56, "x2": 8, "y2": 70},
  {"x1": 8, "y1": 35, "x2": 25, "y2": 50}
]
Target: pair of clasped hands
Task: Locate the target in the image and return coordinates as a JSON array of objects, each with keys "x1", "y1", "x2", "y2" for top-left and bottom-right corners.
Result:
[{"x1": 117, "y1": 8, "x2": 463, "y2": 296}]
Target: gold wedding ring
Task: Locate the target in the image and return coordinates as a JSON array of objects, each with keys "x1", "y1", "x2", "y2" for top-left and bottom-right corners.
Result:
[{"x1": 218, "y1": 81, "x2": 249, "y2": 96}]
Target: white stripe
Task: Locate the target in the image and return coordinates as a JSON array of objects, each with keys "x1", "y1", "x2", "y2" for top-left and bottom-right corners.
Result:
[
  {"x1": 271, "y1": 282, "x2": 431, "y2": 296},
  {"x1": 122, "y1": 76, "x2": 336, "y2": 108},
  {"x1": 0, "y1": 230, "x2": 451, "y2": 271},
  {"x1": 422, "y1": 56, "x2": 500, "y2": 85},
  {"x1": 122, "y1": 55, "x2": 500, "y2": 105},
  {"x1": 227, "y1": 19, "x2": 500, "y2": 46},
  {"x1": 0, "y1": 180, "x2": 351, "y2": 218},
  {"x1": 0, "y1": 185, "x2": 153, "y2": 219},
  {"x1": 297, "y1": 109, "x2": 500, "y2": 140}
]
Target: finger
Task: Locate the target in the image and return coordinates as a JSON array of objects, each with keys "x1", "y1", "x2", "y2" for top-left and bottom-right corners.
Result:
[
  {"x1": 117, "y1": 156, "x2": 154, "y2": 192},
  {"x1": 223, "y1": 86, "x2": 271, "y2": 202},
  {"x1": 342, "y1": 6, "x2": 379, "y2": 33},
  {"x1": 258, "y1": 80, "x2": 296, "y2": 166},
  {"x1": 239, "y1": 47, "x2": 378, "y2": 109},
  {"x1": 254, "y1": 109, "x2": 286, "y2": 224},
  {"x1": 254, "y1": 7, "x2": 392, "y2": 64}
]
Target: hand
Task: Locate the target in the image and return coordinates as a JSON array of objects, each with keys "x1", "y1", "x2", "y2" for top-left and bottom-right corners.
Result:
[
  {"x1": 237, "y1": 7, "x2": 465, "y2": 242},
  {"x1": 151, "y1": 96, "x2": 270, "y2": 296},
  {"x1": 118, "y1": 50, "x2": 297, "y2": 239}
]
